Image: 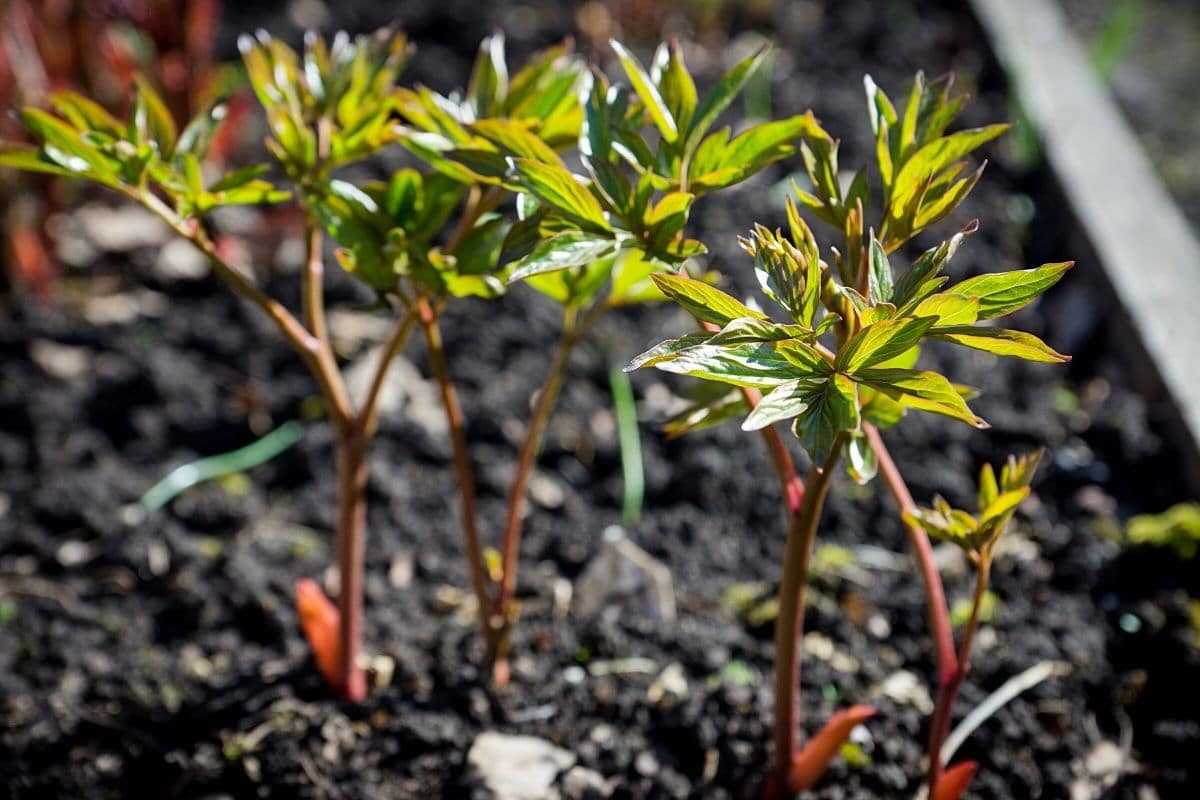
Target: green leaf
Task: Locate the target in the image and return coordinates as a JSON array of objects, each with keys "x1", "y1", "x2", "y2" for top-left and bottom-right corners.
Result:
[
  {"x1": 688, "y1": 115, "x2": 812, "y2": 192},
  {"x1": 746, "y1": 226, "x2": 811, "y2": 323},
  {"x1": 399, "y1": 131, "x2": 490, "y2": 184},
  {"x1": 706, "y1": 316, "x2": 813, "y2": 347},
  {"x1": 469, "y1": 118, "x2": 559, "y2": 164},
  {"x1": 891, "y1": 124, "x2": 1009, "y2": 205},
  {"x1": 868, "y1": 236, "x2": 893, "y2": 304},
  {"x1": 609, "y1": 247, "x2": 667, "y2": 305},
  {"x1": 791, "y1": 373, "x2": 859, "y2": 459},
  {"x1": 884, "y1": 126, "x2": 1005, "y2": 248},
  {"x1": 655, "y1": 41, "x2": 697, "y2": 132},
  {"x1": 951, "y1": 262, "x2": 1074, "y2": 320},
  {"x1": 891, "y1": 221, "x2": 976, "y2": 307},
  {"x1": 650, "y1": 273, "x2": 767, "y2": 326},
  {"x1": 202, "y1": 180, "x2": 291, "y2": 210},
  {"x1": 932, "y1": 326, "x2": 1070, "y2": 363},
  {"x1": 452, "y1": 215, "x2": 509, "y2": 275},
  {"x1": 912, "y1": 293, "x2": 980, "y2": 327},
  {"x1": 175, "y1": 97, "x2": 229, "y2": 162},
  {"x1": 979, "y1": 488, "x2": 1028, "y2": 528},
  {"x1": 836, "y1": 317, "x2": 936, "y2": 373},
  {"x1": 209, "y1": 163, "x2": 271, "y2": 192},
  {"x1": 682, "y1": 44, "x2": 770, "y2": 157},
  {"x1": 15, "y1": 109, "x2": 118, "y2": 184},
  {"x1": 48, "y1": 91, "x2": 124, "y2": 137},
  {"x1": 627, "y1": 333, "x2": 713, "y2": 371},
  {"x1": 610, "y1": 40, "x2": 678, "y2": 143},
  {"x1": 845, "y1": 431, "x2": 878, "y2": 484},
  {"x1": 742, "y1": 378, "x2": 821, "y2": 431},
  {"x1": 507, "y1": 231, "x2": 616, "y2": 283},
  {"x1": 0, "y1": 143, "x2": 79, "y2": 178},
  {"x1": 1000, "y1": 450, "x2": 1042, "y2": 492},
  {"x1": 853, "y1": 368, "x2": 987, "y2": 428},
  {"x1": 651, "y1": 341, "x2": 827, "y2": 390},
  {"x1": 662, "y1": 386, "x2": 748, "y2": 439},
  {"x1": 642, "y1": 191, "x2": 694, "y2": 244},
  {"x1": 861, "y1": 387, "x2": 906, "y2": 428},
  {"x1": 512, "y1": 158, "x2": 609, "y2": 230},
  {"x1": 977, "y1": 462, "x2": 999, "y2": 510},
  {"x1": 444, "y1": 148, "x2": 512, "y2": 182},
  {"x1": 785, "y1": 199, "x2": 822, "y2": 326},
  {"x1": 467, "y1": 33, "x2": 509, "y2": 118},
  {"x1": 133, "y1": 75, "x2": 177, "y2": 156},
  {"x1": 507, "y1": 41, "x2": 578, "y2": 118}
]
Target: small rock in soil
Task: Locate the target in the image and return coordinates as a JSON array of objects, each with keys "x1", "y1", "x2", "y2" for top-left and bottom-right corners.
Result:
[
  {"x1": 388, "y1": 549, "x2": 414, "y2": 588},
  {"x1": 572, "y1": 526, "x2": 675, "y2": 623},
  {"x1": 28, "y1": 340, "x2": 91, "y2": 380},
  {"x1": 156, "y1": 238, "x2": 209, "y2": 281},
  {"x1": 647, "y1": 662, "x2": 688, "y2": 707},
  {"x1": 466, "y1": 731, "x2": 576, "y2": 800},
  {"x1": 875, "y1": 670, "x2": 934, "y2": 714},
  {"x1": 528, "y1": 472, "x2": 566, "y2": 509},
  {"x1": 561, "y1": 764, "x2": 613, "y2": 799}
]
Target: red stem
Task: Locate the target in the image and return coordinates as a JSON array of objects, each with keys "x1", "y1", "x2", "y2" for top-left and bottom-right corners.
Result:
[
  {"x1": 333, "y1": 422, "x2": 368, "y2": 701},
  {"x1": 744, "y1": 386, "x2": 805, "y2": 515},
  {"x1": 770, "y1": 436, "x2": 845, "y2": 791},
  {"x1": 417, "y1": 299, "x2": 494, "y2": 654},
  {"x1": 865, "y1": 424, "x2": 956, "y2": 677},
  {"x1": 864, "y1": 423, "x2": 971, "y2": 795},
  {"x1": 927, "y1": 558, "x2": 991, "y2": 789},
  {"x1": 491, "y1": 325, "x2": 580, "y2": 682}
]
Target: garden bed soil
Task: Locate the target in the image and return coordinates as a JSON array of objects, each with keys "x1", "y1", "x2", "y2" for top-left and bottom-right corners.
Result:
[{"x1": 1, "y1": 1, "x2": 1197, "y2": 798}]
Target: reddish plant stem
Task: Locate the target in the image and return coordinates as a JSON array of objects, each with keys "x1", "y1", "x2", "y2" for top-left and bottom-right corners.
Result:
[
  {"x1": 333, "y1": 421, "x2": 368, "y2": 701},
  {"x1": 865, "y1": 424, "x2": 955, "y2": 677},
  {"x1": 417, "y1": 298, "x2": 494, "y2": 652},
  {"x1": 770, "y1": 435, "x2": 845, "y2": 791},
  {"x1": 358, "y1": 310, "x2": 417, "y2": 436},
  {"x1": 865, "y1": 422, "x2": 972, "y2": 795},
  {"x1": 927, "y1": 557, "x2": 991, "y2": 790},
  {"x1": 491, "y1": 322, "x2": 582, "y2": 680},
  {"x1": 744, "y1": 386, "x2": 805, "y2": 515}
]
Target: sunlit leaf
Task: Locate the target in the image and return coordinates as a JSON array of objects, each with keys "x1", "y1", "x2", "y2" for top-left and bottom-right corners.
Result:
[
  {"x1": 650, "y1": 273, "x2": 767, "y2": 326},
  {"x1": 512, "y1": 158, "x2": 609, "y2": 230},
  {"x1": 791, "y1": 373, "x2": 859, "y2": 459},
  {"x1": 845, "y1": 431, "x2": 878, "y2": 484},
  {"x1": 932, "y1": 326, "x2": 1070, "y2": 363},
  {"x1": 951, "y1": 262, "x2": 1073, "y2": 320},
  {"x1": 507, "y1": 231, "x2": 616, "y2": 283},
  {"x1": 836, "y1": 318, "x2": 936, "y2": 373},
  {"x1": 610, "y1": 40, "x2": 678, "y2": 142},
  {"x1": 853, "y1": 368, "x2": 987, "y2": 428},
  {"x1": 742, "y1": 378, "x2": 822, "y2": 431}
]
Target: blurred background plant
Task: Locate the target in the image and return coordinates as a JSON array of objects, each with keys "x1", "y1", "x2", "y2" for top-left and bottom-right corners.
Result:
[{"x1": 0, "y1": 0, "x2": 246, "y2": 297}]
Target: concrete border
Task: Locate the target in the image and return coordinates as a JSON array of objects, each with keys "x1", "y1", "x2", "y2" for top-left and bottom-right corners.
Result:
[{"x1": 970, "y1": 0, "x2": 1200, "y2": 483}]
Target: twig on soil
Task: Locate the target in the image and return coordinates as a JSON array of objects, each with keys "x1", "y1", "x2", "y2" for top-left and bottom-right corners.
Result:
[{"x1": 939, "y1": 659, "x2": 1071, "y2": 765}]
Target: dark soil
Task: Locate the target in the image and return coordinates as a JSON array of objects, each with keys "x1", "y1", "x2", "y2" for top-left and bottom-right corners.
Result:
[{"x1": 1, "y1": 1, "x2": 1197, "y2": 798}]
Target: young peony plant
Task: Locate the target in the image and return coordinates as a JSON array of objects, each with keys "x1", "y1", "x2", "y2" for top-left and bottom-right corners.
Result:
[
  {"x1": 627, "y1": 73, "x2": 1070, "y2": 798},
  {"x1": 0, "y1": 28, "x2": 814, "y2": 698}
]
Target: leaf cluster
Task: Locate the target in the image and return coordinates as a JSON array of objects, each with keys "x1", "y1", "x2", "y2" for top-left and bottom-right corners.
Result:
[
  {"x1": 475, "y1": 38, "x2": 815, "y2": 312},
  {"x1": 0, "y1": 82, "x2": 289, "y2": 217},
  {"x1": 240, "y1": 27, "x2": 412, "y2": 177},
  {"x1": 629, "y1": 73, "x2": 1072, "y2": 478},
  {"x1": 904, "y1": 451, "x2": 1042, "y2": 559}
]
